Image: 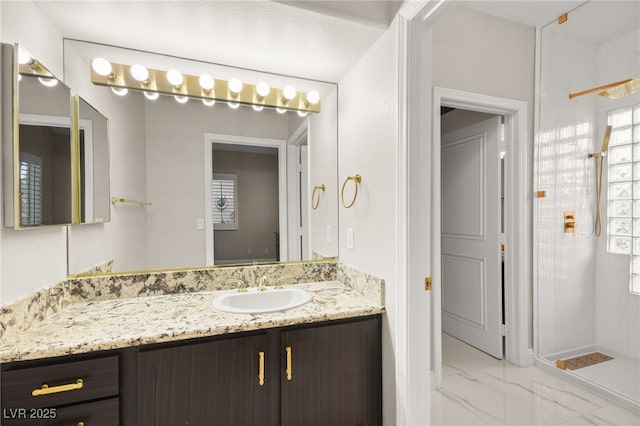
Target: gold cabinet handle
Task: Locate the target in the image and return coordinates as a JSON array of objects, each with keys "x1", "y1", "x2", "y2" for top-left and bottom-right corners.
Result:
[
  {"x1": 341, "y1": 174, "x2": 361, "y2": 208},
  {"x1": 311, "y1": 184, "x2": 325, "y2": 210},
  {"x1": 258, "y1": 351, "x2": 265, "y2": 386},
  {"x1": 32, "y1": 379, "x2": 84, "y2": 397},
  {"x1": 285, "y1": 346, "x2": 292, "y2": 381},
  {"x1": 78, "y1": 423, "x2": 85, "y2": 426}
]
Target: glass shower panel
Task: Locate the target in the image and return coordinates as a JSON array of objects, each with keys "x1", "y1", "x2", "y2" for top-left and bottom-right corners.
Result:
[{"x1": 535, "y1": 0, "x2": 640, "y2": 411}]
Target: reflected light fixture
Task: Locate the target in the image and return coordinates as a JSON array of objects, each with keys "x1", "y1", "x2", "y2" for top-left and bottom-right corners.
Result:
[
  {"x1": 252, "y1": 105, "x2": 264, "y2": 112},
  {"x1": 202, "y1": 98, "x2": 216, "y2": 107},
  {"x1": 111, "y1": 87, "x2": 128, "y2": 96},
  {"x1": 276, "y1": 107, "x2": 287, "y2": 114},
  {"x1": 89, "y1": 60, "x2": 321, "y2": 114},
  {"x1": 297, "y1": 110, "x2": 308, "y2": 117},
  {"x1": 174, "y1": 95, "x2": 189, "y2": 104},
  {"x1": 38, "y1": 77, "x2": 58, "y2": 87}
]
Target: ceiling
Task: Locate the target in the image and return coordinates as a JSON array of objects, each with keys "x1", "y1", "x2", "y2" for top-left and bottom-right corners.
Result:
[{"x1": 29, "y1": 1, "x2": 608, "y2": 84}]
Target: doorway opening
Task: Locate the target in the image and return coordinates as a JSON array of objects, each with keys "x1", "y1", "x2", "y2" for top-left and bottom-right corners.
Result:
[
  {"x1": 440, "y1": 107, "x2": 505, "y2": 360},
  {"x1": 203, "y1": 133, "x2": 288, "y2": 266},
  {"x1": 432, "y1": 87, "x2": 533, "y2": 389}
]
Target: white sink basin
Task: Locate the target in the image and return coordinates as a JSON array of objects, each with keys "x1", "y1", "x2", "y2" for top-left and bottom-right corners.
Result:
[{"x1": 212, "y1": 287, "x2": 312, "y2": 314}]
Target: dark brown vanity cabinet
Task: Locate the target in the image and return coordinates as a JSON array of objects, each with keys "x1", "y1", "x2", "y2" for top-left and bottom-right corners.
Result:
[
  {"x1": 136, "y1": 315, "x2": 381, "y2": 426},
  {"x1": 137, "y1": 332, "x2": 273, "y2": 425},
  {"x1": 280, "y1": 317, "x2": 382, "y2": 426},
  {"x1": 1, "y1": 355, "x2": 119, "y2": 425},
  {"x1": 1, "y1": 315, "x2": 381, "y2": 426}
]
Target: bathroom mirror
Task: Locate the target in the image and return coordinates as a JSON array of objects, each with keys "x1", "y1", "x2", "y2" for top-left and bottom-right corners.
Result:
[
  {"x1": 77, "y1": 96, "x2": 110, "y2": 224},
  {"x1": 65, "y1": 41, "x2": 338, "y2": 275},
  {"x1": 2, "y1": 43, "x2": 74, "y2": 228}
]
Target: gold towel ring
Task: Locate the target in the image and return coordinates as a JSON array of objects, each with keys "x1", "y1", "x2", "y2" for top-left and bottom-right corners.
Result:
[
  {"x1": 341, "y1": 174, "x2": 362, "y2": 208},
  {"x1": 311, "y1": 184, "x2": 325, "y2": 210}
]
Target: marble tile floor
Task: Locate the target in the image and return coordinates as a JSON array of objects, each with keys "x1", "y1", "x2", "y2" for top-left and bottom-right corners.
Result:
[{"x1": 431, "y1": 333, "x2": 640, "y2": 425}]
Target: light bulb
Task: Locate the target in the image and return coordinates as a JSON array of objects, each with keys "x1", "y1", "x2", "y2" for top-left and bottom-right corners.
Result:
[
  {"x1": 111, "y1": 87, "x2": 128, "y2": 96},
  {"x1": 92, "y1": 58, "x2": 113, "y2": 77},
  {"x1": 252, "y1": 105, "x2": 264, "y2": 112},
  {"x1": 38, "y1": 77, "x2": 58, "y2": 87},
  {"x1": 130, "y1": 64, "x2": 149, "y2": 82},
  {"x1": 199, "y1": 74, "x2": 215, "y2": 91},
  {"x1": 228, "y1": 102, "x2": 240, "y2": 109},
  {"x1": 256, "y1": 82, "x2": 270, "y2": 98},
  {"x1": 276, "y1": 107, "x2": 287, "y2": 114},
  {"x1": 144, "y1": 91, "x2": 159, "y2": 100},
  {"x1": 283, "y1": 85, "x2": 297, "y2": 101},
  {"x1": 306, "y1": 90, "x2": 320, "y2": 105},
  {"x1": 297, "y1": 111, "x2": 309, "y2": 117},
  {"x1": 17, "y1": 46, "x2": 33, "y2": 65},
  {"x1": 174, "y1": 95, "x2": 189, "y2": 104},
  {"x1": 166, "y1": 69, "x2": 184, "y2": 87},
  {"x1": 202, "y1": 99, "x2": 216, "y2": 107},
  {"x1": 228, "y1": 78, "x2": 243, "y2": 94}
]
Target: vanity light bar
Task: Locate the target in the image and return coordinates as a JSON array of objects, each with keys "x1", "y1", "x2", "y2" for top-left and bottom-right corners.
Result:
[
  {"x1": 89, "y1": 60, "x2": 321, "y2": 113},
  {"x1": 18, "y1": 60, "x2": 54, "y2": 78}
]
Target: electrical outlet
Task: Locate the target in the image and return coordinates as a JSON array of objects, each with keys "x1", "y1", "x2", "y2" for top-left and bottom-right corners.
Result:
[
  {"x1": 196, "y1": 218, "x2": 205, "y2": 229},
  {"x1": 326, "y1": 225, "x2": 332, "y2": 243}
]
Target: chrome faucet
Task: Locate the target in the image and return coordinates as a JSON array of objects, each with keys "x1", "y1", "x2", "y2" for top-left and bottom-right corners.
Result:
[{"x1": 258, "y1": 275, "x2": 268, "y2": 291}]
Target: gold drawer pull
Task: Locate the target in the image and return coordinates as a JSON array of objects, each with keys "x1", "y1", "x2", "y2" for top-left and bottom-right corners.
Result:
[
  {"x1": 32, "y1": 378, "x2": 84, "y2": 396},
  {"x1": 78, "y1": 423, "x2": 85, "y2": 426},
  {"x1": 285, "y1": 346, "x2": 292, "y2": 381},
  {"x1": 258, "y1": 351, "x2": 265, "y2": 386}
]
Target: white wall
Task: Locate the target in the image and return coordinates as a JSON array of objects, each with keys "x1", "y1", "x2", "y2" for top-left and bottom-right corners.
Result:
[
  {"x1": 431, "y1": 5, "x2": 536, "y2": 357},
  {"x1": 338, "y1": 18, "x2": 398, "y2": 425},
  {"x1": 0, "y1": 2, "x2": 68, "y2": 303}
]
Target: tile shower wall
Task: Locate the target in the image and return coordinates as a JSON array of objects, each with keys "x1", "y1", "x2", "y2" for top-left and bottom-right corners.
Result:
[{"x1": 536, "y1": 24, "x2": 599, "y2": 357}]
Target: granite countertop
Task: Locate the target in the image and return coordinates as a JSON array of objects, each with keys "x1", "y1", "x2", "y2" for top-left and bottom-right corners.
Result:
[{"x1": 0, "y1": 281, "x2": 384, "y2": 363}]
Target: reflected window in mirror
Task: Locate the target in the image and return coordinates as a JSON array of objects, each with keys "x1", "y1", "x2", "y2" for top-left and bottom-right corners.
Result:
[
  {"x1": 19, "y1": 152, "x2": 42, "y2": 226},
  {"x1": 212, "y1": 173, "x2": 238, "y2": 230}
]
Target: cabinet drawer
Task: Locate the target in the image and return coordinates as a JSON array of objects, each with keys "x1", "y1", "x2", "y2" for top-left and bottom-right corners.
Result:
[
  {"x1": 1, "y1": 397, "x2": 119, "y2": 426},
  {"x1": 2, "y1": 355, "x2": 119, "y2": 409}
]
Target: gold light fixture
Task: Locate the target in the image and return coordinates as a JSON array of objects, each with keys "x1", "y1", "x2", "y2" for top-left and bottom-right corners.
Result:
[{"x1": 90, "y1": 59, "x2": 321, "y2": 113}]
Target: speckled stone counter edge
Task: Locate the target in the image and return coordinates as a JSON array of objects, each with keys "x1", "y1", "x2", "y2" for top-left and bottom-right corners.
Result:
[{"x1": 1, "y1": 260, "x2": 382, "y2": 343}]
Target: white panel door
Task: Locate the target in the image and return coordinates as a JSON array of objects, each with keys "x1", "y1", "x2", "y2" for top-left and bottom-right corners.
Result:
[{"x1": 441, "y1": 116, "x2": 503, "y2": 359}]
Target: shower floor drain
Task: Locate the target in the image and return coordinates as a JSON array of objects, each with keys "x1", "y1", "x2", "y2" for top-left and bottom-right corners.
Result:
[{"x1": 556, "y1": 352, "x2": 614, "y2": 370}]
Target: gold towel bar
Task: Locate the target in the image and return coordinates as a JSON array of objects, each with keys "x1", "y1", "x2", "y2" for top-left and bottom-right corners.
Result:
[
  {"x1": 111, "y1": 197, "x2": 152, "y2": 207},
  {"x1": 311, "y1": 184, "x2": 325, "y2": 210},
  {"x1": 341, "y1": 174, "x2": 362, "y2": 208}
]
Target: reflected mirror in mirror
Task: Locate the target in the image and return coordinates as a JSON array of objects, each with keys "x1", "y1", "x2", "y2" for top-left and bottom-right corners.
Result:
[
  {"x1": 11, "y1": 59, "x2": 74, "y2": 228},
  {"x1": 77, "y1": 97, "x2": 110, "y2": 224}
]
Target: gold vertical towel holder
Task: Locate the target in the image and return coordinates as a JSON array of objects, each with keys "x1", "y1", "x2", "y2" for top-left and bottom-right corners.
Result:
[
  {"x1": 311, "y1": 184, "x2": 325, "y2": 210},
  {"x1": 341, "y1": 174, "x2": 362, "y2": 208}
]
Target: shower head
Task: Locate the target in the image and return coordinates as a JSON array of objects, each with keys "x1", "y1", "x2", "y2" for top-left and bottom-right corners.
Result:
[
  {"x1": 601, "y1": 125, "x2": 612, "y2": 153},
  {"x1": 569, "y1": 78, "x2": 634, "y2": 99},
  {"x1": 599, "y1": 77, "x2": 640, "y2": 99}
]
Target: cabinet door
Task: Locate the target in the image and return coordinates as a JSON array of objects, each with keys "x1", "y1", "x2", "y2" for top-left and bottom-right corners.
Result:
[
  {"x1": 137, "y1": 333, "x2": 270, "y2": 426},
  {"x1": 280, "y1": 317, "x2": 382, "y2": 426}
]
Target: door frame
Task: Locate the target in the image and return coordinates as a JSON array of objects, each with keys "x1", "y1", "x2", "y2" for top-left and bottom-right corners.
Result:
[
  {"x1": 432, "y1": 87, "x2": 534, "y2": 386},
  {"x1": 203, "y1": 133, "x2": 288, "y2": 265}
]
